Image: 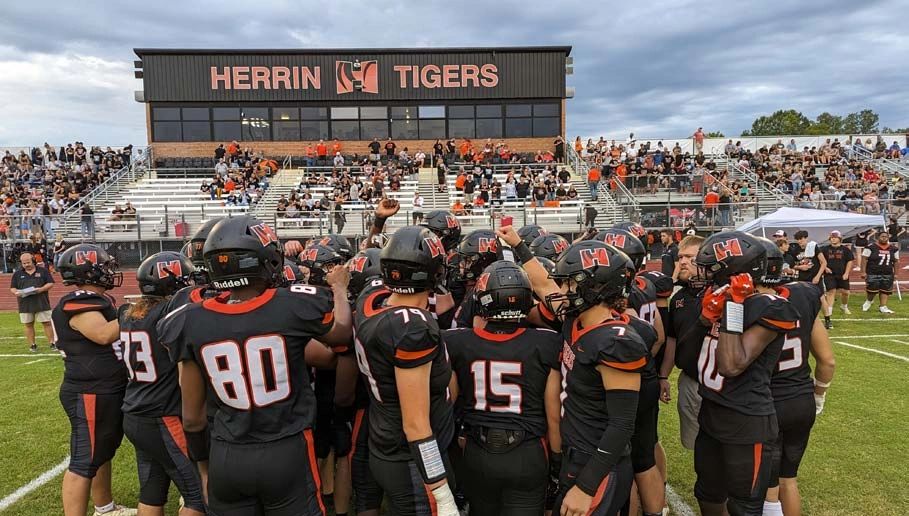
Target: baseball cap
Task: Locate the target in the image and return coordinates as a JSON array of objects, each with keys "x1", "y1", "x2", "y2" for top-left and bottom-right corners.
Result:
[
  {"x1": 772, "y1": 230, "x2": 786, "y2": 238},
  {"x1": 830, "y1": 230, "x2": 842, "y2": 238}
]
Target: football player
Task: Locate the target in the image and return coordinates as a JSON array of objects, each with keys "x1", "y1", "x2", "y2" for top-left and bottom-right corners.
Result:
[
  {"x1": 353, "y1": 226, "x2": 458, "y2": 516},
  {"x1": 120, "y1": 252, "x2": 205, "y2": 516},
  {"x1": 861, "y1": 230, "x2": 900, "y2": 313},
  {"x1": 54, "y1": 244, "x2": 136, "y2": 516},
  {"x1": 451, "y1": 229, "x2": 499, "y2": 328},
  {"x1": 517, "y1": 224, "x2": 548, "y2": 247},
  {"x1": 529, "y1": 233, "x2": 570, "y2": 261},
  {"x1": 692, "y1": 231, "x2": 800, "y2": 516},
  {"x1": 754, "y1": 238, "x2": 835, "y2": 516},
  {"x1": 165, "y1": 218, "x2": 222, "y2": 311},
  {"x1": 499, "y1": 226, "x2": 648, "y2": 516},
  {"x1": 444, "y1": 261, "x2": 562, "y2": 515},
  {"x1": 159, "y1": 216, "x2": 352, "y2": 515},
  {"x1": 421, "y1": 209, "x2": 463, "y2": 252}
]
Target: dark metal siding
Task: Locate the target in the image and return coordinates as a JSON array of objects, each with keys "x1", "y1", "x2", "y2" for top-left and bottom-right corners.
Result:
[{"x1": 140, "y1": 50, "x2": 566, "y2": 102}]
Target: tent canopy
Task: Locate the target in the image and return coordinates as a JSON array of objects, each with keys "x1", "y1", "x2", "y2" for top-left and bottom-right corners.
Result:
[{"x1": 736, "y1": 207, "x2": 885, "y2": 244}]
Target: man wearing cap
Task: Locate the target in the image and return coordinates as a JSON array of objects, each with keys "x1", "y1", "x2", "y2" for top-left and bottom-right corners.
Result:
[{"x1": 820, "y1": 230, "x2": 855, "y2": 317}]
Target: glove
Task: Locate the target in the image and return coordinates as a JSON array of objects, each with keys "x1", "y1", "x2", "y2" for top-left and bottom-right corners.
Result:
[
  {"x1": 814, "y1": 392, "x2": 826, "y2": 415},
  {"x1": 430, "y1": 483, "x2": 460, "y2": 516},
  {"x1": 728, "y1": 273, "x2": 755, "y2": 303},
  {"x1": 545, "y1": 451, "x2": 562, "y2": 510},
  {"x1": 701, "y1": 285, "x2": 728, "y2": 324}
]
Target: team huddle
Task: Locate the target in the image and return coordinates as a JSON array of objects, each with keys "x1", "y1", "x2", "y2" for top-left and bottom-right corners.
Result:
[{"x1": 53, "y1": 198, "x2": 847, "y2": 516}]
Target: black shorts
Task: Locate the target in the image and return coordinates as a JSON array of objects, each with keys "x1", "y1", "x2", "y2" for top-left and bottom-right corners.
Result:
[
  {"x1": 208, "y1": 430, "x2": 325, "y2": 516},
  {"x1": 823, "y1": 274, "x2": 850, "y2": 291},
  {"x1": 770, "y1": 394, "x2": 816, "y2": 485},
  {"x1": 60, "y1": 389, "x2": 124, "y2": 479},
  {"x1": 461, "y1": 429, "x2": 548, "y2": 516},
  {"x1": 313, "y1": 370, "x2": 352, "y2": 458},
  {"x1": 694, "y1": 429, "x2": 775, "y2": 515},
  {"x1": 631, "y1": 378, "x2": 660, "y2": 474},
  {"x1": 866, "y1": 274, "x2": 895, "y2": 294},
  {"x1": 350, "y1": 408, "x2": 383, "y2": 513},
  {"x1": 122, "y1": 413, "x2": 205, "y2": 511},
  {"x1": 369, "y1": 451, "x2": 453, "y2": 516},
  {"x1": 554, "y1": 448, "x2": 633, "y2": 516}
]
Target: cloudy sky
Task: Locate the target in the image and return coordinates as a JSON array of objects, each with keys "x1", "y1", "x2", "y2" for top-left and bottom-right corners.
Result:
[{"x1": 0, "y1": 0, "x2": 906, "y2": 147}]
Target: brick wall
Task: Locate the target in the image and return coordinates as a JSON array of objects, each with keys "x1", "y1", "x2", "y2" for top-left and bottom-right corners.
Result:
[{"x1": 151, "y1": 137, "x2": 560, "y2": 159}]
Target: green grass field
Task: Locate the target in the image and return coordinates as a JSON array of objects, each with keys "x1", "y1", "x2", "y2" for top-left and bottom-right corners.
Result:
[{"x1": 0, "y1": 297, "x2": 907, "y2": 514}]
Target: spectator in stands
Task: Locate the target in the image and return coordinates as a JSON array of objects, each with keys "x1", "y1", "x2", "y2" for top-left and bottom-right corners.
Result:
[
  {"x1": 704, "y1": 187, "x2": 720, "y2": 225},
  {"x1": 446, "y1": 138, "x2": 457, "y2": 162},
  {"x1": 214, "y1": 143, "x2": 226, "y2": 162},
  {"x1": 692, "y1": 127, "x2": 705, "y2": 153},
  {"x1": 584, "y1": 204, "x2": 598, "y2": 229},
  {"x1": 316, "y1": 139, "x2": 328, "y2": 162},
  {"x1": 718, "y1": 187, "x2": 733, "y2": 226},
  {"x1": 332, "y1": 196, "x2": 346, "y2": 233},
  {"x1": 533, "y1": 182, "x2": 547, "y2": 208},
  {"x1": 574, "y1": 136, "x2": 584, "y2": 156},
  {"x1": 80, "y1": 203, "x2": 94, "y2": 239},
  {"x1": 413, "y1": 191, "x2": 425, "y2": 224},
  {"x1": 436, "y1": 157, "x2": 448, "y2": 193},
  {"x1": 587, "y1": 164, "x2": 601, "y2": 200},
  {"x1": 331, "y1": 138, "x2": 342, "y2": 156},
  {"x1": 504, "y1": 177, "x2": 517, "y2": 201},
  {"x1": 304, "y1": 144, "x2": 316, "y2": 167},
  {"x1": 123, "y1": 202, "x2": 136, "y2": 221},
  {"x1": 463, "y1": 174, "x2": 476, "y2": 203},
  {"x1": 385, "y1": 138, "x2": 397, "y2": 161},
  {"x1": 333, "y1": 152, "x2": 345, "y2": 168},
  {"x1": 553, "y1": 135, "x2": 565, "y2": 162},
  {"x1": 215, "y1": 158, "x2": 228, "y2": 178},
  {"x1": 452, "y1": 199, "x2": 465, "y2": 215}
]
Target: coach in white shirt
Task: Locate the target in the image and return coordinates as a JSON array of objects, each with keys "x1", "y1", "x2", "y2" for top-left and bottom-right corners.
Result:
[{"x1": 412, "y1": 191, "x2": 425, "y2": 224}]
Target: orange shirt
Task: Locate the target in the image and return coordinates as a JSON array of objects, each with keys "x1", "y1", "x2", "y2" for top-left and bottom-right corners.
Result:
[
  {"x1": 704, "y1": 191, "x2": 719, "y2": 207},
  {"x1": 316, "y1": 143, "x2": 328, "y2": 156},
  {"x1": 332, "y1": 143, "x2": 342, "y2": 154},
  {"x1": 227, "y1": 143, "x2": 239, "y2": 155},
  {"x1": 587, "y1": 168, "x2": 601, "y2": 182},
  {"x1": 574, "y1": 140, "x2": 583, "y2": 153},
  {"x1": 459, "y1": 142, "x2": 471, "y2": 157},
  {"x1": 455, "y1": 175, "x2": 466, "y2": 190},
  {"x1": 305, "y1": 146, "x2": 315, "y2": 157}
]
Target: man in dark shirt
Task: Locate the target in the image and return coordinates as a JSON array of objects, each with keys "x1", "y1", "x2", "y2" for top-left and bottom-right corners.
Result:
[
  {"x1": 9, "y1": 252, "x2": 55, "y2": 352},
  {"x1": 819, "y1": 230, "x2": 854, "y2": 317},
  {"x1": 660, "y1": 230, "x2": 679, "y2": 279}
]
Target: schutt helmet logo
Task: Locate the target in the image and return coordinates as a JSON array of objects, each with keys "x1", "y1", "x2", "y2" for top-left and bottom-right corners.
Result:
[
  {"x1": 74, "y1": 250, "x2": 98, "y2": 266},
  {"x1": 155, "y1": 260, "x2": 183, "y2": 280},
  {"x1": 336, "y1": 60, "x2": 378, "y2": 94},
  {"x1": 580, "y1": 247, "x2": 611, "y2": 269},
  {"x1": 713, "y1": 238, "x2": 744, "y2": 261}
]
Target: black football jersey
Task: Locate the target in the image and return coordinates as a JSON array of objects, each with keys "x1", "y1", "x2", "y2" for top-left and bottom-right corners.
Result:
[
  {"x1": 625, "y1": 315, "x2": 658, "y2": 381},
  {"x1": 819, "y1": 245, "x2": 854, "y2": 275},
  {"x1": 864, "y1": 243, "x2": 899, "y2": 275},
  {"x1": 445, "y1": 325, "x2": 560, "y2": 438},
  {"x1": 120, "y1": 302, "x2": 181, "y2": 417},
  {"x1": 452, "y1": 286, "x2": 478, "y2": 329},
  {"x1": 53, "y1": 290, "x2": 127, "y2": 394},
  {"x1": 666, "y1": 286, "x2": 707, "y2": 380},
  {"x1": 163, "y1": 285, "x2": 217, "y2": 315},
  {"x1": 628, "y1": 276, "x2": 658, "y2": 327},
  {"x1": 639, "y1": 270, "x2": 673, "y2": 299},
  {"x1": 560, "y1": 314, "x2": 649, "y2": 454},
  {"x1": 698, "y1": 293, "x2": 799, "y2": 419},
  {"x1": 158, "y1": 286, "x2": 335, "y2": 443},
  {"x1": 772, "y1": 282, "x2": 822, "y2": 401}
]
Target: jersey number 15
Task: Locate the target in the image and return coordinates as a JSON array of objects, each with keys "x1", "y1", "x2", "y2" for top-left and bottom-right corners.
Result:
[{"x1": 470, "y1": 360, "x2": 523, "y2": 414}]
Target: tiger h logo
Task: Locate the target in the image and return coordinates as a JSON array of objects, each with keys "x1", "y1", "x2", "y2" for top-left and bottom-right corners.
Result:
[
  {"x1": 74, "y1": 250, "x2": 98, "y2": 265},
  {"x1": 713, "y1": 238, "x2": 744, "y2": 261},
  {"x1": 155, "y1": 260, "x2": 183, "y2": 279},
  {"x1": 580, "y1": 247, "x2": 610, "y2": 269},
  {"x1": 336, "y1": 60, "x2": 378, "y2": 94}
]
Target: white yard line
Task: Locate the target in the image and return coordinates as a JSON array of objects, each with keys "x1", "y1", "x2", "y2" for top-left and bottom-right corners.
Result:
[
  {"x1": 0, "y1": 354, "x2": 59, "y2": 358},
  {"x1": 829, "y1": 334, "x2": 909, "y2": 339},
  {"x1": 831, "y1": 318, "x2": 909, "y2": 322},
  {"x1": 22, "y1": 358, "x2": 52, "y2": 365},
  {"x1": 0, "y1": 456, "x2": 69, "y2": 511},
  {"x1": 890, "y1": 340, "x2": 909, "y2": 346},
  {"x1": 835, "y1": 341, "x2": 909, "y2": 362},
  {"x1": 665, "y1": 484, "x2": 696, "y2": 516}
]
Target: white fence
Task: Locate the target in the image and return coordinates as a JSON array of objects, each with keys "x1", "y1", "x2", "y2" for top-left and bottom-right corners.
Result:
[{"x1": 576, "y1": 134, "x2": 908, "y2": 155}]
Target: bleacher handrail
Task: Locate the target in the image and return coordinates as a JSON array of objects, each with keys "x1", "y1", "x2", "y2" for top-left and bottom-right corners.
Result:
[{"x1": 727, "y1": 161, "x2": 793, "y2": 205}]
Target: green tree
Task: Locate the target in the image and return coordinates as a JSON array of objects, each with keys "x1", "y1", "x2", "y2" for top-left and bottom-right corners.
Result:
[
  {"x1": 741, "y1": 109, "x2": 812, "y2": 136},
  {"x1": 882, "y1": 127, "x2": 909, "y2": 134},
  {"x1": 809, "y1": 112, "x2": 843, "y2": 134},
  {"x1": 842, "y1": 109, "x2": 879, "y2": 134},
  {"x1": 706, "y1": 131, "x2": 725, "y2": 138}
]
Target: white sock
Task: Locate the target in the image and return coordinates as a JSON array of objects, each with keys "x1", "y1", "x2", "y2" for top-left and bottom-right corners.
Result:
[
  {"x1": 95, "y1": 501, "x2": 115, "y2": 513},
  {"x1": 826, "y1": 307, "x2": 833, "y2": 316},
  {"x1": 763, "y1": 500, "x2": 784, "y2": 516}
]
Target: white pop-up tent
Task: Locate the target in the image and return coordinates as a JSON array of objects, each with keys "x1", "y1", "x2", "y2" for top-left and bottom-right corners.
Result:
[{"x1": 736, "y1": 207, "x2": 885, "y2": 244}]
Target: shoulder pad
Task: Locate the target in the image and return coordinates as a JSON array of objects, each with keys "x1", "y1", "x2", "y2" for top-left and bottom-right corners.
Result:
[
  {"x1": 61, "y1": 291, "x2": 112, "y2": 314},
  {"x1": 633, "y1": 276, "x2": 657, "y2": 301},
  {"x1": 387, "y1": 310, "x2": 442, "y2": 367},
  {"x1": 573, "y1": 319, "x2": 648, "y2": 371},
  {"x1": 745, "y1": 294, "x2": 800, "y2": 332},
  {"x1": 642, "y1": 271, "x2": 674, "y2": 298},
  {"x1": 626, "y1": 315, "x2": 657, "y2": 348}
]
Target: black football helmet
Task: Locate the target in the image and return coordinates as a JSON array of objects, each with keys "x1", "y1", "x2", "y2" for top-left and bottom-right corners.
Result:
[
  {"x1": 529, "y1": 234, "x2": 570, "y2": 261},
  {"x1": 695, "y1": 231, "x2": 767, "y2": 287},
  {"x1": 535, "y1": 256, "x2": 556, "y2": 276},
  {"x1": 380, "y1": 225, "x2": 446, "y2": 294},
  {"x1": 422, "y1": 210, "x2": 462, "y2": 251},
  {"x1": 58, "y1": 244, "x2": 123, "y2": 289},
  {"x1": 545, "y1": 241, "x2": 633, "y2": 316},
  {"x1": 613, "y1": 221, "x2": 647, "y2": 241},
  {"x1": 298, "y1": 244, "x2": 345, "y2": 286},
  {"x1": 458, "y1": 229, "x2": 499, "y2": 281},
  {"x1": 188, "y1": 218, "x2": 222, "y2": 284},
  {"x1": 517, "y1": 224, "x2": 548, "y2": 247},
  {"x1": 313, "y1": 234, "x2": 354, "y2": 260},
  {"x1": 755, "y1": 237, "x2": 784, "y2": 285},
  {"x1": 594, "y1": 228, "x2": 647, "y2": 270},
  {"x1": 474, "y1": 261, "x2": 534, "y2": 320},
  {"x1": 137, "y1": 251, "x2": 194, "y2": 297},
  {"x1": 348, "y1": 248, "x2": 382, "y2": 297},
  {"x1": 203, "y1": 216, "x2": 283, "y2": 290},
  {"x1": 282, "y1": 258, "x2": 305, "y2": 286}
]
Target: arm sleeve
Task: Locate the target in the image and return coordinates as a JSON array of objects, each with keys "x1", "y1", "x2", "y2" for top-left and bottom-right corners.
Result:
[
  {"x1": 392, "y1": 316, "x2": 441, "y2": 369},
  {"x1": 579, "y1": 326, "x2": 648, "y2": 372},
  {"x1": 538, "y1": 331, "x2": 563, "y2": 370},
  {"x1": 43, "y1": 268, "x2": 55, "y2": 283},
  {"x1": 575, "y1": 389, "x2": 639, "y2": 495},
  {"x1": 10, "y1": 274, "x2": 18, "y2": 289},
  {"x1": 157, "y1": 305, "x2": 192, "y2": 362}
]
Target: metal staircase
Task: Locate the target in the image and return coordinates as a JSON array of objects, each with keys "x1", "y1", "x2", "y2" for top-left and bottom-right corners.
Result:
[
  {"x1": 59, "y1": 164, "x2": 147, "y2": 238},
  {"x1": 726, "y1": 161, "x2": 792, "y2": 216}
]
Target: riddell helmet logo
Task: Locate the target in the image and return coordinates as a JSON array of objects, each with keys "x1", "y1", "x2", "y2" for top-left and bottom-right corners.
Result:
[
  {"x1": 336, "y1": 60, "x2": 378, "y2": 94},
  {"x1": 475, "y1": 272, "x2": 490, "y2": 293},
  {"x1": 74, "y1": 250, "x2": 98, "y2": 265},
  {"x1": 156, "y1": 260, "x2": 183, "y2": 279},
  {"x1": 713, "y1": 239, "x2": 744, "y2": 261},
  {"x1": 602, "y1": 233, "x2": 627, "y2": 248},
  {"x1": 580, "y1": 248, "x2": 611, "y2": 269}
]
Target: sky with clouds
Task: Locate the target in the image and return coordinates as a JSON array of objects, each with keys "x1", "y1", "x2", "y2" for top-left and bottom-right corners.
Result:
[{"x1": 0, "y1": 0, "x2": 906, "y2": 147}]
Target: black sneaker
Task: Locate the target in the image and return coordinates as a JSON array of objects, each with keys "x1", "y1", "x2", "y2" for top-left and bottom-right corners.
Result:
[
  {"x1": 49, "y1": 343, "x2": 57, "y2": 351},
  {"x1": 29, "y1": 344, "x2": 38, "y2": 353},
  {"x1": 824, "y1": 319, "x2": 833, "y2": 330}
]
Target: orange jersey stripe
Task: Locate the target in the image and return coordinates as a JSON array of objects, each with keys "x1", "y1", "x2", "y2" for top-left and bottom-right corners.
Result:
[
  {"x1": 395, "y1": 346, "x2": 437, "y2": 361},
  {"x1": 601, "y1": 356, "x2": 647, "y2": 371},
  {"x1": 762, "y1": 318, "x2": 797, "y2": 330}
]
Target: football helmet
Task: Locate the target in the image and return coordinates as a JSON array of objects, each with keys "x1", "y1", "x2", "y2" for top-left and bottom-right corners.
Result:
[
  {"x1": 58, "y1": 244, "x2": 123, "y2": 289},
  {"x1": 695, "y1": 231, "x2": 767, "y2": 287},
  {"x1": 545, "y1": 241, "x2": 633, "y2": 316},
  {"x1": 755, "y1": 236, "x2": 784, "y2": 285},
  {"x1": 380, "y1": 225, "x2": 446, "y2": 294},
  {"x1": 136, "y1": 251, "x2": 194, "y2": 297},
  {"x1": 298, "y1": 244, "x2": 345, "y2": 286},
  {"x1": 517, "y1": 224, "x2": 548, "y2": 247},
  {"x1": 348, "y1": 248, "x2": 382, "y2": 298},
  {"x1": 422, "y1": 210, "x2": 462, "y2": 251},
  {"x1": 594, "y1": 228, "x2": 647, "y2": 270},
  {"x1": 203, "y1": 216, "x2": 283, "y2": 290},
  {"x1": 474, "y1": 261, "x2": 534, "y2": 320},
  {"x1": 458, "y1": 229, "x2": 499, "y2": 281},
  {"x1": 529, "y1": 234, "x2": 570, "y2": 261}
]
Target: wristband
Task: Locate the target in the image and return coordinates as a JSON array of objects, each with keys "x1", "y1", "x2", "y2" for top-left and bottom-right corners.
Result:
[
  {"x1": 548, "y1": 450, "x2": 562, "y2": 480},
  {"x1": 185, "y1": 428, "x2": 210, "y2": 462},
  {"x1": 814, "y1": 378, "x2": 832, "y2": 388},
  {"x1": 373, "y1": 215, "x2": 388, "y2": 230},
  {"x1": 408, "y1": 435, "x2": 447, "y2": 484},
  {"x1": 720, "y1": 301, "x2": 744, "y2": 334},
  {"x1": 513, "y1": 242, "x2": 535, "y2": 264}
]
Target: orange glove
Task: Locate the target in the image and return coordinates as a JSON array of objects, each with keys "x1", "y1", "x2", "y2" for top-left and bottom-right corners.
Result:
[
  {"x1": 701, "y1": 285, "x2": 728, "y2": 324},
  {"x1": 729, "y1": 273, "x2": 755, "y2": 304}
]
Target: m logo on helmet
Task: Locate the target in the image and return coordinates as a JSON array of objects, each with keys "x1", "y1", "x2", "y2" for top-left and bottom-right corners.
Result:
[
  {"x1": 580, "y1": 248, "x2": 611, "y2": 269},
  {"x1": 250, "y1": 223, "x2": 279, "y2": 247},
  {"x1": 300, "y1": 248, "x2": 319, "y2": 262},
  {"x1": 349, "y1": 256, "x2": 368, "y2": 273},
  {"x1": 713, "y1": 239, "x2": 744, "y2": 261},
  {"x1": 475, "y1": 272, "x2": 490, "y2": 292},
  {"x1": 74, "y1": 250, "x2": 98, "y2": 266},
  {"x1": 446, "y1": 216, "x2": 460, "y2": 229},
  {"x1": 156, "y1": 260, "x2": 183, "y2": 279},
  {"x1": 602, "y1": 233, "x2": 627, "y2": 248},
  {"x1": 552, "y1": 239, "x2": 569, "y2": 254},
  {"x1": 478, "y1": 238, "x2": 497, "y2": 254},
  {"x1": 283, "y1": 265, "x2": 297, "y2": 281},
  {"x1": 425, "y1": 236, "x2": 446, "y2": 258}
]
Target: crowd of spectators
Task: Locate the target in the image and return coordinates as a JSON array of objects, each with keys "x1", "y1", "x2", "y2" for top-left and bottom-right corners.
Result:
[
  {"x1": 450, "y1": 163, "x2": 577, "y2": 213},
  {"x1": 199, "y1": 140, "x2": 276, "y2": 207}
]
